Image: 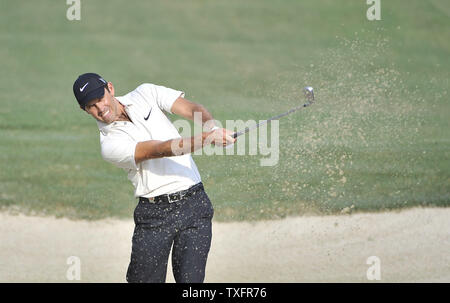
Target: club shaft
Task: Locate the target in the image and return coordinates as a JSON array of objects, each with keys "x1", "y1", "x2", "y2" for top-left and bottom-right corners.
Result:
[{"x1": 232, "y1": 101, "x2": 312, "y2": 138}]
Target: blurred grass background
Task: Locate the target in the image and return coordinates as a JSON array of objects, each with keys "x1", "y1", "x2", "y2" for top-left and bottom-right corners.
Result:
[{"x1": 0, "y1": 0, "x2": 448, "y2": 221}]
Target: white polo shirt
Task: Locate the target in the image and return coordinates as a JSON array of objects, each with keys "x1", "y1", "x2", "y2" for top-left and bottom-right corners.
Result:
[{"x1": 96, "y1": 83, "x2": 201, "y2": 198}]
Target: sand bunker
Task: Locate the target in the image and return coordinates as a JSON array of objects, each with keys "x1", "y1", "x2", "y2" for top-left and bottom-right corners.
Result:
[{"x1": 0, "y1": 207, "x2": 449, "y2": 282}]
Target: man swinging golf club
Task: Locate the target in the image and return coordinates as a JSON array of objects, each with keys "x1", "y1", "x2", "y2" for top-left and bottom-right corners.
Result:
[{"x1": 72, "y1": 73, "x2": 236, "y2": 283}]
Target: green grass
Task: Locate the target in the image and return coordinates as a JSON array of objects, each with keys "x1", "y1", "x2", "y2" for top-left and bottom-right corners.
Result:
[{"x1": 0, "y1": 0, "x2": 449, "y2": 221}]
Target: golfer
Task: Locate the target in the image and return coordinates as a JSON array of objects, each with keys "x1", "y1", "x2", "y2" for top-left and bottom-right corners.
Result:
[{"x1": 72, "y1": 73, "x2": 235, "y2": 283}]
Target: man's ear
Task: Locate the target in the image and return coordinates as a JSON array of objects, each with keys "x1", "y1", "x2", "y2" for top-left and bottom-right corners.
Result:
[{"x1": 107, "y1": 82, "x2": 115, "y2": 96}]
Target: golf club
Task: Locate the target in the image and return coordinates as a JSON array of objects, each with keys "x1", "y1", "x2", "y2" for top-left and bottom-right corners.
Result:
[{"x1": 231, "y1": 86, "x2": 315, "y2": 138}]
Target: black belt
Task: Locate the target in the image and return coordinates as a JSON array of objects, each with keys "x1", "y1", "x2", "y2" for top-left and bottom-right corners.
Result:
[{"x1": 139, "y1": 182, "x2": 204, "y2": 204}]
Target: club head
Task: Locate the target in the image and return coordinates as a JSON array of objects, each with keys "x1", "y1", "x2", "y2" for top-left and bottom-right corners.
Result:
[{"x1": 303, "y1": 86, "x2": 314, "y2": 104}]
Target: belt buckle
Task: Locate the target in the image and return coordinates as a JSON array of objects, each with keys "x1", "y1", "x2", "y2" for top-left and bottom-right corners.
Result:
[{"x1": 168, "y1": 193, "x2": 180, "y2": 203}]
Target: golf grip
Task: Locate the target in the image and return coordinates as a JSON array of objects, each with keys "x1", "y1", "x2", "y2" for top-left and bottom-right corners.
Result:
[{"x1": 231, "y1": 102, "x2": 312, "y2": 138}]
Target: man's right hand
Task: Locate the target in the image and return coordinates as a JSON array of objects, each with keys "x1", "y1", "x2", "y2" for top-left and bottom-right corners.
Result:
[{"x1": 206, "y1": 128, "x2": 236, "y2": 147}]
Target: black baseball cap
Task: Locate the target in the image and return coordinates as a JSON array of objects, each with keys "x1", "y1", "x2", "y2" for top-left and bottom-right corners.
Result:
[{"x1": 73, "y1": 73, "x2": 108, "y2": 109}]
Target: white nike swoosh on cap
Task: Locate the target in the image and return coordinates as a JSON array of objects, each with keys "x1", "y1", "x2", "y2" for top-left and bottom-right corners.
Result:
[{"x1": 80, "y1": 82, "x2": 89, "y2": 92}]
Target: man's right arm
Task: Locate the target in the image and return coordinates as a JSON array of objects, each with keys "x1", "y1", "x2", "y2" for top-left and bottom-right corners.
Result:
[{"x1": 134, "y1": 128, "x2": 235, "y2": 164}]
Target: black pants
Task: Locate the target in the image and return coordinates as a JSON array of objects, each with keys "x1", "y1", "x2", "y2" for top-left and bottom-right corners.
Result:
[{"x1": 126, "y1": 185, "x2": 214, "y2": 283}]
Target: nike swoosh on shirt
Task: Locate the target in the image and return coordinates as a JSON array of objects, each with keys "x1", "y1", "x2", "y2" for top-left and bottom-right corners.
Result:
[
  {"x1": 79, "y1": 82, "x2": 89, "y2": 92},
  {"x1": 144, "y1": 108, "x2": 152, "y2": 120}
]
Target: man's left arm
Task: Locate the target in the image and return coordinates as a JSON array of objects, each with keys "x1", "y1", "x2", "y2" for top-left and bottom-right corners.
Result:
[{"x1": 170, "y1": 97, "x2": 216, "y2": 131}]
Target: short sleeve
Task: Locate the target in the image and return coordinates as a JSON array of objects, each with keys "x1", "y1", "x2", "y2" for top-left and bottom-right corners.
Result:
[
  {"x1": 100, "y1": 136, "x2": 138, "y2": 170},
  {"x1": 139, "y1": 83, "x2": 184, "y2": 114}
]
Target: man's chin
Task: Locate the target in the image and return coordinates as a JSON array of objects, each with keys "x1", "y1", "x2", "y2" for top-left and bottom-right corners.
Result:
[{"x1": 96, "y1": 117, "x2": 115, "y2": 124}]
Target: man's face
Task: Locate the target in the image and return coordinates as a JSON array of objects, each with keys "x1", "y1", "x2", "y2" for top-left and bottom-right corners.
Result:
[{"x1": 84, "y1": 83, "x2": 120, "y2": 124}]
